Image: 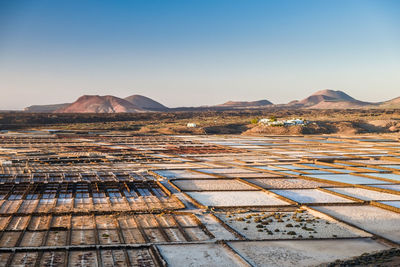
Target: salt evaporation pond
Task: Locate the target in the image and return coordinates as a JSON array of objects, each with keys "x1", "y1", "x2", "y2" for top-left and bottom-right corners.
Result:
[
  {"x1": 217, "y1": 209, "x2": 369, "y2": 240},
  {"x1": 326, "y1": 187, "x2": 400, "y2": 201},
  {"x1": 378, "y1": 201, "x2": 400, "y2": 209},
  {"x1": 314, "y1": 205, "x2": 400, "y2": 243},
  {"x1": 271, "y1": 189, "x2": 355, "y2": 204},
  {"x1": 307, "y1": 174, "x2": 391, "y2": 185},
  {"x1": 153, "y1": 170, "x2": 215, "y2": 179},
  {"x1": 172, "y1": 179, "x2": 256, "y2": 191},
  {"x1": 371, "y1": 184, "x2": 400, "y2": 191},
  {"x1": 187, "y1": 191, "x2": 290, "y2": 207},
  {"x1": 228, "y1": 239, "x2": 390, "y2": 267},
  {"x1": 367, "y1": 173, "x2": 400, "y2": 182},
  {"x1": 245, "y1": 178, "x2": 334, "y2": 189},
  {"x1": 157, "y1": 243, "x2": 248, "y2": 267}
]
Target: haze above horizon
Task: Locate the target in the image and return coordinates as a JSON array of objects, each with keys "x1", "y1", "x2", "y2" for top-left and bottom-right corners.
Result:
[{"x1": 0, "y1": 0, "x2": 399, "y2": 109}]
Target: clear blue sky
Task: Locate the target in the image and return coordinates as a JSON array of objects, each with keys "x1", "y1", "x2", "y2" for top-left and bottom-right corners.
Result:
[{"x1": 0, "y1": 0, "x2": 399, "y2": 109}]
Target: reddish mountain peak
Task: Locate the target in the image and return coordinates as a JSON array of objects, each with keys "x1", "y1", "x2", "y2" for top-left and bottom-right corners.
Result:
[{"x1": 54, "y1": 95, "x2": 144, "y2": 113}]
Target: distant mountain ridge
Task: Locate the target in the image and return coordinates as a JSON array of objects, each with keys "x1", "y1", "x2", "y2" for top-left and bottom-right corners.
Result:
[
  {"x1": 23, "y1": 89, "x2": 400, "y2": 113},
  {"x1": 218, "y1": 99, "x2": 273, "y2": 107},
  {"x1": 25, "y1": 103, "x2": 71, "y2": 112}
]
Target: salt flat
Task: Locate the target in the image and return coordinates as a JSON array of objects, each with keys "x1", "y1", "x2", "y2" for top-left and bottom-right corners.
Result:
[
  {"x1": 326, "y1": 187, "x2": 400, "y2": 201},
  {"x1": 157, "y1": 243, "x2": 249, "y2": 267},
  {"x1": 314, "y1": 205, "x2": 400, "y2": 243},
  {"x1": 228, "y1": 238, "x2": 390, "y2": 267},
  {"x1": 172, "y1": 179, "x2": 256, "y2": 191},
  {"x1": 187, "y1": 191, "x2": 290, "y2": 207},
  {"x1": 271, "y1": 189, "x2": 356, "y2": 204}
]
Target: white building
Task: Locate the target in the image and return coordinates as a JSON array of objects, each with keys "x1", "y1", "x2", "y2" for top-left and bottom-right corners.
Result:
[{"x1": 187, "y1": 123, "x2": 197, "y2": 128}]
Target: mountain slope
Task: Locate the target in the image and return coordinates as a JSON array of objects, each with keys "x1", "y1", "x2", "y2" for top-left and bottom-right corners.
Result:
[
  {"x1": 380, "y1": 96, "x2": 400, "y2": 108},
  {"x1": 218, "y1": 99, "x2": 273, "y2": 108},
  {"x1": 124, "y1": 95, "x2": 168, "y2": 111},
  {"x1": 296, "y1": 89, "x2": 372, "y2": 108},
  {"x1": 54, "y1": 95, "x2": 145, "y2": 113},
  {"x1": 25, "y1": 103, "x2": 71, "y2": 112}
]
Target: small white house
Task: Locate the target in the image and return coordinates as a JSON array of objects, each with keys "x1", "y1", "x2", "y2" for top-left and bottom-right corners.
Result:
[
  {"x1": 285, "y1": 119, "x2": 305, "y2": 126},
  {"x1": 187, "y1": 123, "x2": 197, "y2": 128},
  {"x1": 259, "y1": 118, "x2": 272, "y2": 124}
]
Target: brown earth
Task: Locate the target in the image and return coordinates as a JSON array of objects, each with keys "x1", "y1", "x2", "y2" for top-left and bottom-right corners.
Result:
[{"x1": 243, "y1": 120, "x2": 400, "y2": 136}]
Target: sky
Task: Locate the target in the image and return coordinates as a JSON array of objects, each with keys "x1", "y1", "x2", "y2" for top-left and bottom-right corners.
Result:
[{"x1": 0, "y1": 0, "x2": 399, "y2": 109}]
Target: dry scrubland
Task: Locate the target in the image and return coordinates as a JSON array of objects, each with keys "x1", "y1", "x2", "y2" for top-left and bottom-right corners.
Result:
[{"x1": 1, "y1": 108, "x2": 400, "y2": 135}]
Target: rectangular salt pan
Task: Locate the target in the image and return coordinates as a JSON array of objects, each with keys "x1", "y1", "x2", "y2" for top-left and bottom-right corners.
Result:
[
  {"x1": 228, "y1": 239, "x2": 390, "y2": 267},
  {"x1": 187, "y1": 191, "x2": 290, "y2": 207},
  {"x1": 157, "y1": 244, "x2": 247, "y2": 267},
  {"x1": 378, "y1": 201, "x2": 400, "y2": 209},
  {"x1": 307, "y1": 174, "x2": 391, "y2": 185},
  {"x1": 326, "y1": 187, "x2": 400, "y2": 201},
  {"x1": 367, "y1": 173, "x2": 400, "y2": 182},
  {"x1": 314, "y1": 205, "x2": 400, "y2": 243},
  {"x1": 371, "y1": 184, "x2": 400, "y2": 192},
  {"x1": 271, "y1": 189, "x2": 355, "y2": 204}
]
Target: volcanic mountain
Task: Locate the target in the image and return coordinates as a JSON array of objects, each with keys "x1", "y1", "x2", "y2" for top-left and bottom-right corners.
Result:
[
  {"x1": 379, "y1": 96, "x2": 400, "y2": 108},
  {"x1": 293, "y1": 89, "x2": 373, "y2": 109},
  {"x1": 54, "y1": 95, "x2": 144, "y2": 113},
  {"x1": 124, "y1": 95, "x2": 168, "y2": 111},
  {"x1": 217, "y1": 99, "x2": 273, "y2": 108},
  {"x1": 25, "y1": 103, "x2": 71, "y2": 113}
]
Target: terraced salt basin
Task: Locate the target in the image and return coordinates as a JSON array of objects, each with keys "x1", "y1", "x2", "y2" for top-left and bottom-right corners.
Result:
[
  {"x1": 271, "y1": 189, "x2": 355, "y2": 204},
  {"x1": 381, "y1": 165, "x2": 400, "y2": 170},
  {"x1": 378, "y1": 201, "x2": 400, "y2": 209},
  {"x1": 216, "y1": 208, "x2": 369, "y2": 240},
  {"x1": 186, "y1": 191, "x2": 290, "y2": 207},
  {"x1": 171, "y1": 179, "x2": 257, "y2": 191},
  {"x1": 228, "y1": 239, "x2": 390, "y2": 267},
  {"x1": 157, "y1": 243, "x2": 248, "y2": 267},
  {"x1": 306, "y1": 174, "x2": 391, "y2": 185},
  {"x1": 325, "y1": 187, "x2": 400, "y2": 201},
  {"x1": 366, "y1": 173, "x2": 400, "y2": 182},
  {"x1": 196, "y1": 168, "x2": 258, "y2": 174},
  {"x1": 153, "y1": 170, "x2": 215, "y2": 179},
  {"x1": 314, "y1": 205, "x2": 400, "y2": 243},
  {"x1": 245, "y1": 178, "x2": 334, "y2": 189},
  {"x1": 370, "y1": 184, "x2": 400, "y2": 192}
]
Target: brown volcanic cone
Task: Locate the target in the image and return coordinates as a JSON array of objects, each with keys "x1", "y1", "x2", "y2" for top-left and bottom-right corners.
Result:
[
  {"x1": 124, "y1": 94, "x2": 168, "y2": 111},
  {"x1": 297, "y1": 89, "x2": 372, "y2": 108},
  {"x1": 54, "y1": 95, "x2": 145, "y2": 113}
]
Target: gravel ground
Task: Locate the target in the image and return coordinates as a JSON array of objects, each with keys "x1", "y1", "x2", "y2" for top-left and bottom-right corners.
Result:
[
  {"x1": 216, "y1": 208, "x2": 369, "y2": 240},
  {"x1": 172, "y1": 179, "x2": 257, "y2": 191},
  {"x1": 314, "y1": 205, "x2": 400, "y2": 243},
  {"x1": 228, "y1": 239, "x2": 391, "y2": 267},
  {"x1": 271, "y1": 189, "x2": 356, "y2": 204},
  {"x1": 187, "y1": 191, "x2": 290, "y2": 207}
]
